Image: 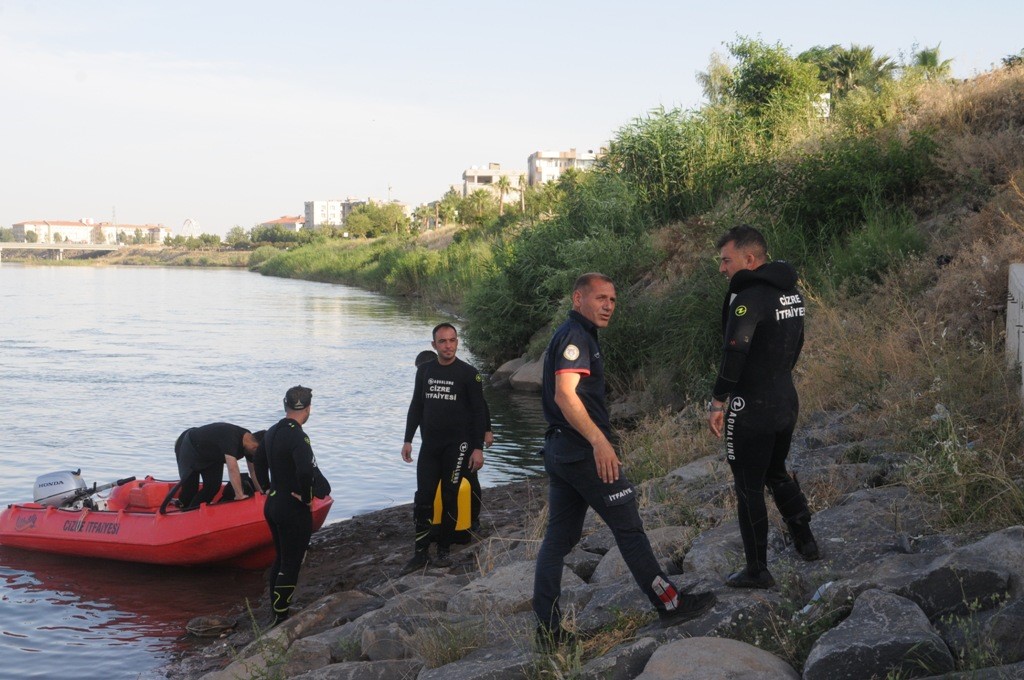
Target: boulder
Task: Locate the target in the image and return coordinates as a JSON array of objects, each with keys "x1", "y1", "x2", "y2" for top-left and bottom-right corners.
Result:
[
  {"x1": 508, "y1": 354, "x2": 544, "y2": 392},
  {"x1": 636, "y1": 636, "x2": 799, "y2": 679},
  {"x1": 289, "y1": 659, "x2": 425, "y2": 680},
  {"x1": 803, "y1": 589, "x2": 955, "y2": 680},
  {"x1": 448, "y1": 560, "x2": 583, "y2": 616},
  {"x1": 580, "y1": 636, "x2": 659, "y2": 680}
]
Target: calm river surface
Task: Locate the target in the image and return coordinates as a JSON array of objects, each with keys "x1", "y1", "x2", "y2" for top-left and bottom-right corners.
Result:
[{"x1": 0, "y1": 264, "x2": 546, "y2": 680}]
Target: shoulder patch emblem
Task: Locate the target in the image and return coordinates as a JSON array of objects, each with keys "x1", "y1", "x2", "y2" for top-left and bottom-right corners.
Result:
[
  {"x1": 735, "y1": 305, "x2": 748, "y2": 317},
  {"x1": 475, "y1": 373, "x2": 482, "y2": 383},
  {"x1": 563, "y1": 344, "x2": 580, "y2": 361}
]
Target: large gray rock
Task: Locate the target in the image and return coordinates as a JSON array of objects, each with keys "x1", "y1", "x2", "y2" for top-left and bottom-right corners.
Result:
[
  {"x1": 590, "y1": 525, "x2": 697, "y2": 585},
  {"x1": 803, "y1": 589, "x2": 955, "y2": 680},
  {"x1": 491, "y1": 357, "x2": 528, "y2": 386},
  {"x1": 290, "y1": 659, "x2": 425, "y2": 680},
  {"x1": 418, "y1": 646, "x2": 539, "y2": 680},
  {"x1": 919, "y1": 661, "x2": 1024, "y2": 679},
  {"x1": 509, "y1": 354, "x2": 544, "y2": 392},
  {"x1": 580, "y1": 636, "x2": 659, "y2": 680},
  {"x1": 574, "y1": 581, "x2": 652, "y2": 632},
  {"x1": 636, "y1": 636, "x2": 799, "y2": 679},
  {"x1": 951, "y1": 526, "x2": 1024, "y2": 598},
  {"x1": 448, "y1": 560, "x2": 583, "y2": 615},
  {"x1": 985, "y1": 597, "x2": 1024, "y2": 664}
]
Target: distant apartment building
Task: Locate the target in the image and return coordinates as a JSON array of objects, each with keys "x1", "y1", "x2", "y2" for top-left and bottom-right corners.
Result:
[
  {"x1": 527, "y1": 148, "x2": 600, "y2": 186},
  {"x1": 12, "y1": 219, "x2": 170, "y2": 244},
  {"x1": 461, "y1": 163, "x2": 524, "y2": 200},
  {"x1": 259, "y1": 215, "x2": 305, "y2": 232},
  {"x1": 303, "y1": 198, "x2": 372, "y2": 229}
]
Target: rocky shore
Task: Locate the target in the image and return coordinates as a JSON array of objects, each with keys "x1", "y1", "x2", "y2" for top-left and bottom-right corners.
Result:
[{"x1": 159, "y1": 409, "x2": 1024, "y2": 680}]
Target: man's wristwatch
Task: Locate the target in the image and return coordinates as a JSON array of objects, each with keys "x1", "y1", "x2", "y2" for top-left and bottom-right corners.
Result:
[{"x1": 706, "y1": 401, "x2": 727, "y2": 413}]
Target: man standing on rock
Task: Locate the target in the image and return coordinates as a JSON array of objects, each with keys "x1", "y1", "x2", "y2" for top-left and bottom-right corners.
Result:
[
  {"x1": 533, "y1": 272, "x2": 717, "y2": 647},
  {"x1": 708, "y1": 225, "x2": 820, "y2": 590},
  {"x1": 401, "y1": 323, "x2": 488, "y2": 574}
]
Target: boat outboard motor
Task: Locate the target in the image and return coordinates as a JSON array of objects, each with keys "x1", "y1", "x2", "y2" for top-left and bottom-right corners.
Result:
[
  {"x1": 34, "y1": 470, "x2": 89, "y2": 508},
  {"x1": 33, "y1": 470, "x2": 137, "y2": 510}
]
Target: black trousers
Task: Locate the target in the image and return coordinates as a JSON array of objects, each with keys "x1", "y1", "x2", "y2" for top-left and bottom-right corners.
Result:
[
  {"x1": 174, "y1": 429, "x2": 223, "y2": 509},
  {"x1": 533, "y1": 430, "x2": 676, "y2": 631},
  {"x1": 413, "y1": 438, "x2": 469, "y2": 552},
  {"x1": 725, "y1": 400, "x2": 809, "y2": 571},
  {"x1": 264, "y1": 492, "x2": 312, "y2": 621}
]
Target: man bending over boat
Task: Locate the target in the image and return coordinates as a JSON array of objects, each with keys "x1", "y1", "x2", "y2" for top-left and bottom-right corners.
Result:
[{"x1": 174, "y1": 422, "x2": 263, "y2": 509}]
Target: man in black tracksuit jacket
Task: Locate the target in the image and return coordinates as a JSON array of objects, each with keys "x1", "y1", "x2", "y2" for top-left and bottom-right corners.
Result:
[
  {"x1": 708, "y1": 225, "x2": 820, "y2": 590},
  {"x1": 254, "y1": 385, "x2": 319, "y2": 625},
  {"x1": 401, "y1": 323, "x2": 487, "y2": 574}
]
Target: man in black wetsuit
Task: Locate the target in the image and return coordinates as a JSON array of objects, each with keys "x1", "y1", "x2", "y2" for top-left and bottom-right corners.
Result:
[
  {"x1": 174, "y1": 422, "x2": 261, "y2": 509},
  {"x1": 401, "y1": 323, "x2": 487, "y2": 574},
  {"x1": 414, "y1": 349, "x2": 492, "y2": 536},
  {"x1": 533, "y1": 273, "x2": 716, "y2": 648},
  {"x1": 708, "y1": 225, "x2": 820, "y2": 590},
  {"x1": 253, "y1": 385, "x2": 321, "y2": 625}
]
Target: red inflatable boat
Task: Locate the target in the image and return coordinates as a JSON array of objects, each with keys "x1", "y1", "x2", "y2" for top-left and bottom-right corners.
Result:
[{"x1": 0, "y1": 472, "x2": 333, "y2": 569}]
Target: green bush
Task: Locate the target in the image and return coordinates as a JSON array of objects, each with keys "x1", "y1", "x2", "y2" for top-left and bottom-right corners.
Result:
[{"x1": 248, "y1": 245, "x2": 284, "y2": 268}]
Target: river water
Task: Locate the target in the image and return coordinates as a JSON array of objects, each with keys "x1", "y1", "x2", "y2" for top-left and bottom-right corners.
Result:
[{"x1": 0, "y1": 264, "x2": 546, "y2": 680}]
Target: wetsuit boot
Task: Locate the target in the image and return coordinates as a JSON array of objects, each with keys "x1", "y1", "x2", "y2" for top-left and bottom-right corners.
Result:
[
  {"x1": 726, "y1": 544, "x2": 775, "y2": 589},
  {"x1": 786, "y1": 512, "x2": 820, "y2": 561}
]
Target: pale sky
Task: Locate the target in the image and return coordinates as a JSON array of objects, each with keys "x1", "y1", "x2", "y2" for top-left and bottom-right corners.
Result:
[{"x1": 1, "y1": 1, "x2": 1021, "y2": 236}]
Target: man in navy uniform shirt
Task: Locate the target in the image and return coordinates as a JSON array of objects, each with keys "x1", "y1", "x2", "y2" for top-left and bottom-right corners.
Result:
[{"x1": 532, "y1": 273, "x2": 716, "y2": 648}]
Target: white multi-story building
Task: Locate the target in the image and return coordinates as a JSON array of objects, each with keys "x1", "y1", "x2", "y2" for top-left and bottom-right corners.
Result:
[
  {"x1": 12, "y1": 219, "x2": 169, "y2": 244},
  {"x1": 461, "y1": 163, "x2": 524, "y2": 200},
  {"x1": 304, "y1": 198, "x2": 375, "y2": 229},
  {"x1": 527, "y1": 148, "x2": 601, "y2": 186}
]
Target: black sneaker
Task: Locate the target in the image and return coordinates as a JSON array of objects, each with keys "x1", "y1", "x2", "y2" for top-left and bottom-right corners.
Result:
[
  {"x1": 431, "y1": 549, "x2": 453, "y2": 568},
  {"x1": 534, "y1": 625, "x2": 578, "y2": 653},
  {"x1": 655, "y1": 591, "x2": 717, "y2": 628},
  {"x1": 725, "y1": 567, "x2": 776, "y2": 589},
  {"x1": 400, "y1": 551, "x2": 430, "y2": 575}
]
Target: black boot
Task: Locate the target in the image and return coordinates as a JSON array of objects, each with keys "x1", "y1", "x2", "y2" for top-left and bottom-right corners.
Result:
[
  {"x1": 726, "y1": 566, "x2": 776, "y2": 589},
  {"x1": 786, "y1": 514, "x2": 820, "y2": 561}
]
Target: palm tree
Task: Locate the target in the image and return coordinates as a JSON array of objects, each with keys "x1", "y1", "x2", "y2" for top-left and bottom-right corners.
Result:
[
  {"x1": 912, "y1": 45, "x2": 953, "y2": 80},
  {"x1": 518, "y1": 173, "x2": 528, "y2": 213},
  {"x1": 494, "y1": 175, "x2": 512, "y2": 216},
  {"x1": 825, "y1": 44, "x2": 896, "y2": 98}
]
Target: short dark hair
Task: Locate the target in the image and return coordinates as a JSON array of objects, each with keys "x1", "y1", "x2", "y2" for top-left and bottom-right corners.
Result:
[
  {"x1": 414, "y1": 350, "x2": 438, "y2": 367},
  {"x1": 284, "y1": 385, "x2": 313, "y2": 411},
  {"x1": 573, "y1": 272, "x2": 614, "y2": 294},
  {"x1": 716, "y1": 225, "x2": 768, "y2": 258},
  {"x1": 432, "y1": 322, "x2": 457, "y2": 340}
]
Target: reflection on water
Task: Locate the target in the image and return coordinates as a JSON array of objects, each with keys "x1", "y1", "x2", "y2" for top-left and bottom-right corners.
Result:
[{"x1": 0, "y1": 264, "x2": 547, "y2": 679}]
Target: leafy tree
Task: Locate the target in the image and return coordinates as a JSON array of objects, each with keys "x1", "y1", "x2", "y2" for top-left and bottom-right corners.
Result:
[
  {"x1": 0, "y1": 226, "x2": 13, "y2": 241},
  {"x1": 225, "y1": 226, "x2": 250, "y2": 247},
  {"x1": 727, "y1": 37, "x2": 820, "y2": 121},
  {"x1": 346, "y1": 202, "x2": 409, "y2": 237},
  {"x1": 251, "y1": 224, "x2": 299, "y2": 244},
  {"x1": 25, "y1": 230, "x2": 39, "y2": 243},
  {"x1": 90, "y1": 224, "x2": 105, "y2": 244},
  {"x1": 697, "y1": 50, "x2": 733, "y2": 106}
]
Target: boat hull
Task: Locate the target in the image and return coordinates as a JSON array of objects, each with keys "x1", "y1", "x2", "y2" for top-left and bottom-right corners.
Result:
[{"x1": 0, "y1": 477, "x2": 332, "y2": 569}]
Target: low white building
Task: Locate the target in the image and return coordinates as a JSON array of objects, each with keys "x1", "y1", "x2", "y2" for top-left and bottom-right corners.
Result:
[
  {"x1": 259, "y1": 215, "x2": 305, "y2": 232},
  {"x1": 12, "y1": 219, "x2": 169, "y2": 244},
  {"x1": 527, "y1": 148, "x2": 600, "y2": 186},
  {"x1": 304, "y1": 198, "x2": 374, "y2": 229}
]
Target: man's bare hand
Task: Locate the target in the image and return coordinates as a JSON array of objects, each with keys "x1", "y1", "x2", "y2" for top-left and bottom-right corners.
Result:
[
  {"x1": 708, "y1": 411, "x2": 724, "y2": 438},
  {"x1": 468, "y1": 448, "x2": 484, "y2": 472},
  {"x1": 401, "y1": 442, "x2": 413, "y2": 463},
  {"x1": 593, "y1": 439, "x2": 622, "y2": 483}
]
